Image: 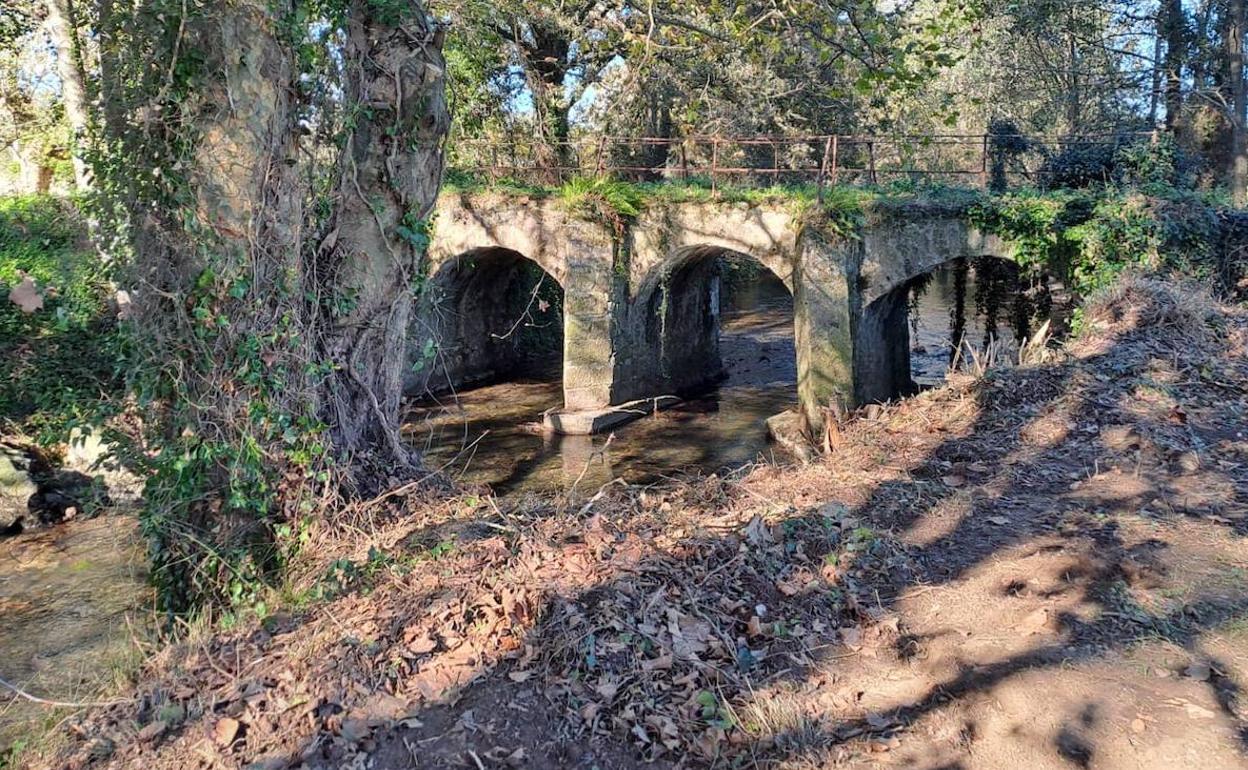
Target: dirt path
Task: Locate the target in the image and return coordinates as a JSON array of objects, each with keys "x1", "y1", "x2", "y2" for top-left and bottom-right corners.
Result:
[{"x1": 43, "y1": 279, "x2": 1248, "y2": 770}]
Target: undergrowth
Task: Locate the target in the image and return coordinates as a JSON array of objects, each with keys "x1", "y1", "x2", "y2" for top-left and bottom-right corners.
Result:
[{"x1": 0, "y1": 195, "x2": 120, "y2": 445}]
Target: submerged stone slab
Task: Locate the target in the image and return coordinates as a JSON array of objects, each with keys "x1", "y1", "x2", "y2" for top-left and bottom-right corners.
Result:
[{"x1": 544, "y1": 396, "x2": 681, "y2": 435}]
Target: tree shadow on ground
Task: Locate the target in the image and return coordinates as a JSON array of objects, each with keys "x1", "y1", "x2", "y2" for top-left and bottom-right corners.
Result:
[
  {"x1": 58, "y1": 290, "x2": 1248, "y2": 770},
  {"x1": 290, "y1": 298, "x2": 1247, "y2": 768}
]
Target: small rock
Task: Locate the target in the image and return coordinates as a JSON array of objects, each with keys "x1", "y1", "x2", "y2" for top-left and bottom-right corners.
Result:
[
  {"x1": 1184, "y1": 662, "x2": 1211, "y2": 682},
  {"x1": 66, "y1": 428, "x2": 113, "y2": 472},
  {"x1": 0, "y1": 445, "x2": 37, "y2": 531},
  {"x1": 1131, "y1": 718, "x2": 1146, "y2": 733},
  {"x1": 137, "y1": 720, "x2": 168, "y2": 743}
]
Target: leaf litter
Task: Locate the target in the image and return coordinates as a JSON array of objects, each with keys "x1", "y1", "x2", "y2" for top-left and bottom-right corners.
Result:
[{"x1": 44, "y1": 277, "x2": 1248, "y2": 769}]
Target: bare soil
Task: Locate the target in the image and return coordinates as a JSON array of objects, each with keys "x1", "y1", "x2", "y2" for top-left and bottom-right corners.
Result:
[{"x1": 36, "y1": 278, "x2": 1248, "y2": 770}]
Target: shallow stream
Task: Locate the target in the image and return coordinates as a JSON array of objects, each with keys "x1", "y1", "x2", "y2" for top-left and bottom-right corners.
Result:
[{"x1": 403, "y1": 262, "x2": 1031, "y2": 496}]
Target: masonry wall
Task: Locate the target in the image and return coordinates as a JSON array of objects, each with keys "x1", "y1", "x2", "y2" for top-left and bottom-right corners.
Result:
[{"x1": 410, "y1": 192, "x2": 623, "y2": 410}]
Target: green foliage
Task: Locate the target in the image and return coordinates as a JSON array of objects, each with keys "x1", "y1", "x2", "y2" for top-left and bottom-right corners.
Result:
[
  {"x1": 1113, "y1": 135, "x2": 1183, "y2": 192},
  {"x1": 972, "y1": 188, "x2": 1226, "y2": 297},
  {"x1": 557, "y1": 176, "x2": 646, "y2": 223},
  {"x1": 0, "y1": 195, "x2": 120, "y2": 444},
  {"x1": 82, "y1": 0, "x2": 341, "y2": 618},
  {"x1": 1039, "y1": 135, "x2": 1190, "y2": 194},
  {"x1": 114, "y1": 254, "x2": 331, "y2": 615}
]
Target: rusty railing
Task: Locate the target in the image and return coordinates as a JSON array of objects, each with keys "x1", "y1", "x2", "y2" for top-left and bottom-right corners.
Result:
[{"x1": 447, "y1": 131, "x2": 1159, "y2": 198}]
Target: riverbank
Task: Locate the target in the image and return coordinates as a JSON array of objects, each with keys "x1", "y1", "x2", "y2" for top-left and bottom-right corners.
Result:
[{"x1": 20, "y1": 276, "x2": 1248, "y2": 769}]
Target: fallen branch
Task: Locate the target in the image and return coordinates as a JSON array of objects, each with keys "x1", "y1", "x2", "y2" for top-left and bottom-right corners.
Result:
[{"x1": 0, "y1": 675, "x2": 130, "y2": 710}]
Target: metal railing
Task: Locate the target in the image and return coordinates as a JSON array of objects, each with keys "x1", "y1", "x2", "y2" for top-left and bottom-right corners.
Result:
[{"x1": 447, "y1": 131, "x2": 1159, "y2": 197}]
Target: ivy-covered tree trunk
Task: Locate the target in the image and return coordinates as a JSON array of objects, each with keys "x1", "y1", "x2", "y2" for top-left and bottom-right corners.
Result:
[
  {"x1": 95, "y1": 0, "x2": 312, "y2": 609},
  {"x1": 315, "y1": 0, "x2": 449, "y2": 474}
]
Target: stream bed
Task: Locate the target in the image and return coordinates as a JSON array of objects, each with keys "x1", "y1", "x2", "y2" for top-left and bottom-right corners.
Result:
[
  {"x1": 404, "y1": 286, "x2": 801, "y2": 495},
  {"x1": 0, "y1": 514, "x2": 149, "y2": 751}
]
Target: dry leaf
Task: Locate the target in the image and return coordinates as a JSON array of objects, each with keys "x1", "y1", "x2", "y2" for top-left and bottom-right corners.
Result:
[
  {"x1": 137, "y1": 721, "x2": 167, "y2": 743},
  {"x1": 212, "y1": 717, "x2": 240, "y2": 747},
  {"x1": 747, "y1": 615, "x2": 765, "y2": 638},
  {"x1": 114, "y1": 289, "x2": 133, "y2": 319},
  {"x1": 743, "y1": 515, "x2": 772, "y2": 546},
  {"x1": 8, "y1": 276, "x2": 43, "y2": 313},
  {"x1": 407, "y1": 634, "x2": 437, "y2": 655}
]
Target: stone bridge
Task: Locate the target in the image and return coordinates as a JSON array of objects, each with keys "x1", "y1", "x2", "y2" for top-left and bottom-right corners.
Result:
[{"x1": 409, "y1": 190, "x2": 1012, "y2": 435}]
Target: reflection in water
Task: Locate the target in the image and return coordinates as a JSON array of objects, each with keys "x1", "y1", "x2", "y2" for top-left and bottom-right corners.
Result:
[
  {"x1": 404, "y1": 273, "x2": 798, "y2": 496},
  {"x1": 908, "y1": 261, "x2": 1041, "y2": 387},
  {"x1": 405, "y1": 260, "x2": 1051, "y2": 495}
]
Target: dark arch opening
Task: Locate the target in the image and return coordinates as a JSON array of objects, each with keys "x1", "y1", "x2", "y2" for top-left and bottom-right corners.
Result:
[
  {"x1": 421, "y1": 247, "x2": 565, "y2": 393},
  {"x1": 858, "y1": 256, "x2": 1057, "y2": 404},
  {"x1": 643, "y1": 246, "x2": 796, "y2": 399}
]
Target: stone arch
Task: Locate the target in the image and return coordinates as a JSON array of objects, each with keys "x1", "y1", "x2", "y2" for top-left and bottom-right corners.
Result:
[
  {"x1": 857, "y1": 219, "x2": 1012, "y2": 309},
  {"x1": 844, "y1": 218, "x2": 1017, "y2": 405},
  {"x1": 411, "y1": 192, "x2": 623, "y2": 415},
  {"x1": 618, "y1": 244, "x2": 796, "y2": 402},
  {"x1": 411, "y1": 247, "x2": 565, "y2": 396}
]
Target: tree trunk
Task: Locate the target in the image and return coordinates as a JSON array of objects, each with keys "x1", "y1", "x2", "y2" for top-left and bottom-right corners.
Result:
[
  {"x1": 1148, "y1": 22, "x2": 1162, "y2": 126},
  {"x1": 1161, "y1": 0, "x2": 1185, "y2": 132},
  {"x1": 1065, "y1": 18, "x2": 1081, "y2": 133},
  {"x1": 44, "y1": 0, "x2": 91, "y2": 190},
  {"x1": 516, "y1": 20, "x2": 572, "y2": 176},
  {"x1": 316, "y1": 0, "x2": 449, "y2": 474},
  {"x1": 1231, "y1": 0, "x2": 1247, "y2": 205},
  {"x1": 96, "y1": 0, "x2": 306, "y2": 609}
]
